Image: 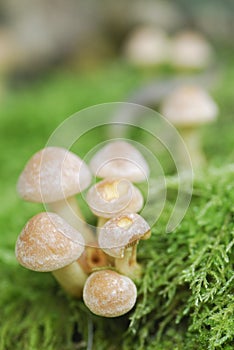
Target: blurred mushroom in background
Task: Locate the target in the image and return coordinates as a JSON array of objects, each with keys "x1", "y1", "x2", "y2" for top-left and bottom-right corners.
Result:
[
  {"x1": 160, "y1": 85, "x2": 218, "y2": 169},
  {"x1": 169, "y1": 30, "x2": 214, "y2": 70},
  {"x1": 123, "y1": 26, "x2": 170, "y2": 67}
]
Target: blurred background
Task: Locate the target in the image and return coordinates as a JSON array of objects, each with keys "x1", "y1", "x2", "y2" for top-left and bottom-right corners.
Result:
[
  {"x1": 0, "y1": 0, "x2": 234, "y2": 206},
  {"x1": 0, "y1": 0, "x2": 234, "y2": 85}
]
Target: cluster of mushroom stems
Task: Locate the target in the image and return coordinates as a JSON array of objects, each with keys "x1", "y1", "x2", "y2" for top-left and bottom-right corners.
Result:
[{"x1": 15, "y1": 141, "x2": 151, "y2": 318}]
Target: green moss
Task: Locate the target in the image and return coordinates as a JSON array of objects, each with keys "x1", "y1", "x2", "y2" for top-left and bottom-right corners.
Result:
[{"x1": 0, "y1": 56, "x2": 234, "y2": 349}]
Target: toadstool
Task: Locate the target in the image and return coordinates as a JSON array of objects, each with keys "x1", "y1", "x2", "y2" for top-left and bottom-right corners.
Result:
[
  {"x1": 17, "y1": 146, "x2": 94, "y2": 242},
  {"x1": 15, "y1": 212, "x2": 87, "y2": 297},
  {"x1": 89, "y1": 140, "x2": 149, "y2": 183},
  {"x1": 160, "y1": 85, "x2": 218, "y2": 168},
  {"x1": 83, "y1": 269, "x2": 137, "y2": 317},
  {"x1": 86, "y1": 177, "x2": 144, "y2": 227},
  {"x1": 123, "y1": 26, "x2": 169, "y2": 67},
  {"x1": 170, "y1": 30, "x2": 214, "y2": 70},
  {"x1": 98, "y1": 213, "x2": 151, "y2": 279}
]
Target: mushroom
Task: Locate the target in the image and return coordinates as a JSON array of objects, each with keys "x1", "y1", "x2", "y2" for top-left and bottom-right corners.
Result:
[
  {"x1": 160, "y1": 85, "x2": 218, "y2": 168},
  {"x1": 123, "y1": 26, "x2": 170, "y2": 67},
  {"x1": 83, "y1": 270, "x2": 137, "y2": 317},
  {"x1": 86, "y1": 178, "x2": 144, "y2": 227},
  {"x1": 15, "y1": 212, "x2": 87, "y2": 297},
  {"x1": 170, "y1": 30, "x2": 214, "y2": 70},
  {"x1": 17, "y1": 146, "x2": 94, "y2": 243},
  {"x1": 89, "y1": 141, "x2": 149, "y2": 183},
  {"x1": 98, "y1": 213, "x2": 151, "y2": 280}
]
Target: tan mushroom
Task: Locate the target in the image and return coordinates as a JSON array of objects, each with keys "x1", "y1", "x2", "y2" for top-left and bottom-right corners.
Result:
[
  {"x1": 15, "y1": 212, "x2": 87, "y2": 297},
  {"x1": 98, "y1": 213, "x2": 150, "y2": 279},
  {"x1": 17, "y1": 146, "x2": 94, "y2": 242},
  {"x1": 123, "y1": 26, "x2": 170, "y2": 67},
  {"x1": 83, "y1": 270, "x2": 137, "y2": 317},
  {"x1": 86, "y1": 177, "x2": 144, "y2": 227},
  {"x1": 160, "y1": 85, "x2": 218, "y2": 167},
  {"x1": 89, "y1": 141, "x2": 149, "y2": 183},
  {"x1": 170, "y1": 30, "x2": 214, "y2": 70}
]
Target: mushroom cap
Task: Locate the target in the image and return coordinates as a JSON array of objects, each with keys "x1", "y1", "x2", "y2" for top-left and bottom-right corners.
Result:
[
  {"x1": 170, "y1": 30, "x2": 213, "y2": 69},
  {"x1": 89, "y1": 141, "x2": 149, "y2": 182},
  {"x1": 161, "y1": 85, "x2": 218, "y2": 127},
  {"x1": 83, "y1": 270, "x2": 137, "y2": 317},
  {"x1": 98, "y1": 213, "x2": 150, "y2": 258},
  {"x1": 17, "y1": 147, "x2": 92, "y2": 203},
  {"x1": 86, "y1": 178, "x2": 144, "y2": 218},
  {"x1": 15, "y1": 212, "x2": 85, "y2": 272},
  {"x1": 123, "y1": 26, "x2": 169, "y2": 66}
]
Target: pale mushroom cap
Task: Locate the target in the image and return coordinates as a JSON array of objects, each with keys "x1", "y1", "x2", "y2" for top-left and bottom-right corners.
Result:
[
  {"x1": 124, "y1": 26, "x2": 169, "y2": 66},
  {"x1": 170, "y1": 30, "x2": 213, "y2": 69},
  {"x1": 161, "y1": 85, "x2": 218, "y2": 127},
  {"x1": 86, "y1": 178, "x2": 144, "y2": 218},
  {"x1": 89, "y1": 141, "x2": 149, "y2": 182},
  {"x1": 17, "y1": 147, "x2": 92, "y2": 203},
  {"x1": 98, "y1": 213, "x2": 150, "y2": 258},
  {"x1": 15, "y1": 212, "x2": 85, "y2": 272},
  {"x1": 83, "y1": 270, "x2": 137, "y2": 317}
]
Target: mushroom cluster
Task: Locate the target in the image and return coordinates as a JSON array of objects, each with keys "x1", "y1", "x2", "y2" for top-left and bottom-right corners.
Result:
[
  {"x1": 15, "y1": 141, "x2": 151, "y2": 318},
  {"x1": 123, "y1": 27, "x2": 214, "y2": 70}
]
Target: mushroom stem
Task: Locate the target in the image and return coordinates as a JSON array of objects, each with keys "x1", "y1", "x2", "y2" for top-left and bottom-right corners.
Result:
[
  {"x1": 96, "y1": 217, "x2": 109, "y2": 237},
  {"x1": 178, "y1": 126, "x2": 206, "y2": 168},
  {"x1": 48, "y1": 196, "x2": 95, "y2": 243},
  {"x1": 52, "y1": 261, "x2": 87, "y2": 298},
  {"x1": 97, "y1": 216, "x2": 108, "y2": 228},
  {"x1": 115, "y1": 245, "x2": 142, "y2": 280}
]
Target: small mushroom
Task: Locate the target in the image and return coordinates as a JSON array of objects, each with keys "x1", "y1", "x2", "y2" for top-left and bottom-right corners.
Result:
[
  {"x1": 170, "y1": 30, "x2": 214, "y2": 70},
  {"x1": 83, "y1": 269, "x2": 137, "y2": 317},
  {"x1": 98, "y1": 213, "x2": 151, "y2": 280},
  {"x1": 123, "y1": 26, "x2": 170, "y2": 67},
  {"x1": 17, "y1": 147, "x2": 94, "y2": 243},
  {"x1": 86, "y1": 178, "x2": 144, "y2": 227},
  {"x1": 15, "y1": 212, "x2": 87, "y2": 297},
  {"x1": 160, "y1": 85, "x2": 218, "y2": 168},
  {"x1": 89, "y1": 141, "x2": 149, "y2": 183}
]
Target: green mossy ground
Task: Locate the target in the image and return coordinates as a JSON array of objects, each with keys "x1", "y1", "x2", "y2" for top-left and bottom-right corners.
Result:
[{"x1": 0, "y1": 55, "x2": 234, "y2": 349}]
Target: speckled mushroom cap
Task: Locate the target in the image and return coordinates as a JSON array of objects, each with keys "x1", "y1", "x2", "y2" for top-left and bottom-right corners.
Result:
[
  {"x1": 17, "y1": 147, "x2": 92, "y2": 203},
  {"x1": 83, "y1": 270, "x2": 137, "y2": 317},
  {"x1": 98, "y1": 213, "x2": 150, "y2": 258},
  {"x1": 123, "y1": 26, "x2": 169, "y2": 66},
  {"x1": 89, "y1": 141, "x2": 149, "y2": 182},
  {"x1": 86, "y1": 178, "x2": 144, "y2": 218},
  {"x1": 170, "y1": 30, "x2": 213, "y2": 69},
  {"x1": 15, "y1": 212, "x2": 85, "y2": 272},
  {"x1": 161, "y1": 85, "x2": 218, "y2": 128}
]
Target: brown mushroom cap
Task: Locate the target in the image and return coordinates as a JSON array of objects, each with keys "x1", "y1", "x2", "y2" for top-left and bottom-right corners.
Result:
[
  {"x1": 161, "y1": 85, "x2": 218, "y2": 128},
  {"x1": 83, "y1": 270, "x2": 137, "y2": 317},
  {"x1": 15, "y1": 212, "x2": 85, "y2": 272},
  {"x1": 86, "y1": 178, "x2": 144, "y2": 218},
  {"x1": 89, "y1": 141, "x2": 149, "y2": 182},
  {"x1": 98, "y1": 213, "x2": 150, "y2": 258},
  {"x1": 17, "y1": 147, "x2": 92, "y2": 203}
]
